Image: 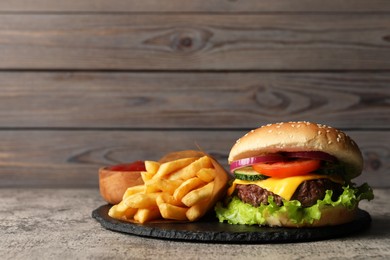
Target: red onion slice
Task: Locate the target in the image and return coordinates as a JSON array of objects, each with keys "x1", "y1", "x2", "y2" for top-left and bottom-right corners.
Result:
[
  {"x1": 230, "y1": 151, "x2": 337, "y2": 173},
  {"x1": 285, "y1": 151, "x2": 337, "y2": 163},
  {"x1": 230, "y1": 154, "x2": 285, "y2": 173}
]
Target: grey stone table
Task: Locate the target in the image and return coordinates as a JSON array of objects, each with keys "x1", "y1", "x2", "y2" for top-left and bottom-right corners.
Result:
[{"x1": 1, "y1": 188, "x2": 389, "y2": 259}]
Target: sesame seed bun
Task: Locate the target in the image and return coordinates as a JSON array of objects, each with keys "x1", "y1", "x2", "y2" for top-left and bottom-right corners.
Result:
[{"x1": 229, "y1": 121, "x2": 363, "y2": 180}]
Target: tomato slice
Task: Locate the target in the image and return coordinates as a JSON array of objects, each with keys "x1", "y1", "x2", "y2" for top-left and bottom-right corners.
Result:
[
  {"x1": 109, "y1": 160, "x2": 146, "y2": 172},
  {"x1": 252, "y1": 159, "x2": 321, "y2": 178}
]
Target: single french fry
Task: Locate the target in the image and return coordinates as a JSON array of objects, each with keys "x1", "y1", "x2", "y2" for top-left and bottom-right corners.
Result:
[
  {"x1": 186, "y1": 201, "x2": 209, "y2": 222},
  {"x1": 122, "y1": 185, "x2": 145, "y2": 200},
  {"x1": 145, "y1": 161, "x2": 160, "y2": 174},
  {"x1": 124, "y1": 207, "x2": 138, "y2": 219},
  {"x1": 141, "y1": 171, "x2": 155, "y2": 182},
  {"x1": 196, "y1": 168, "x2": 216, "y2": 183},
  {"x1": 157, "y1": 192, "x2": 185, "y2": 207},
  {"x1": 145, "y1": 179, "x2": 183, "y2": 194},
  {"x1": 152, "y1": 157, "x2": 197, "y2": 180},
  {"x1": 144, "y1": 179, "x2": 161, "y2": 193},
  {"x1": 134, "y1": 208, "x2": 161, "y2": 223},
  {"x1": 169, "y1": 156, "x2": 213, "y2": 180},
  {"x1": 181, "y1": 181, "x2": 214, "y2": 207},
  {"x1": 173, "y1": 177, "x2": 206, "y2": 202},
  {"x1": 116, "y1": 200, "x2": 131, "y2": 212},
  {"x1": 158, "y1": 203, "x2": 188, "y2": 221},
  {"x1": 156, "y1": 193, "x2": 165, "y2": 206},
  {"x1": 159, "y1": 179, "x2": 183, "y2": 194},
  {"x1": 108, "y1": 204, "x2": 124, "y2": 219},
  {"x1": 123, "y1": 192, "x2": 160, "y2": 208}
]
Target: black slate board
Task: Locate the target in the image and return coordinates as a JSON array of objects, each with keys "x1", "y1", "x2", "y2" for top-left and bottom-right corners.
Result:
[{"x1": 92, "y1": 204, "x2": 371, "y2": 243}]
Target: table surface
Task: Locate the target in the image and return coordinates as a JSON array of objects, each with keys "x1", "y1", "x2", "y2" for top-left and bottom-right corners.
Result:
[{"x1": 1, "y1": 188, "x2": 389, "y2": 260}]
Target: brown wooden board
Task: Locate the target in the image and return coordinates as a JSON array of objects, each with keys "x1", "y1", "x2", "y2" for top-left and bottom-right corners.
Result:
[
  {"x1": 0, "y1": 0, "x2": 389, "y2": 13},
  {"x1": 0, "y1": 14, "x2": 389, "y2": 70},
  {"x1": 0, "y1": 1, "x2": 388, "y2": 189},
  {"x1": 0, "y1": 72, "x2": 388, "y2": 129},
  {"x1": 0, "y1": 130, "x2": 387, "y2": 188}
]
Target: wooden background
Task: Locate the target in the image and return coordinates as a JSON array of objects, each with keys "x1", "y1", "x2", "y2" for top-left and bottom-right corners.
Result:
[{"x1": 0, "y1": 1, "x2": 389, "y2": 188}]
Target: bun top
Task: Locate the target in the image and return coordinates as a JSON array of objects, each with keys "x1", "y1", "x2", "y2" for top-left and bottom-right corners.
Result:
[{"x1": 229, "y1": 121, "x2": 363, "y2": 180}]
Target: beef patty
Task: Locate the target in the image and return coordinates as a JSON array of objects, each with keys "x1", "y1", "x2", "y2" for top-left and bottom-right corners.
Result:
[{"x1": 236, "y1": 179, "x2": 343, "y2": 208}]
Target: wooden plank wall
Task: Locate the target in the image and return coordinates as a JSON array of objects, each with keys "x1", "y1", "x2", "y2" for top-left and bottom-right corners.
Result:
[{"x1": 0, "y1": 1, "x2": 389, "y2": 188}]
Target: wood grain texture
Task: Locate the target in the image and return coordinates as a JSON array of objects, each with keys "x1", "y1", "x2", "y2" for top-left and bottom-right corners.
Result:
[
  {"x1": 0, "y1": 0, "x2": 389, "y2": 13},
  {"x1": 0, "y1": 14, "x2": 390, "y2": 70},
  {"x1": 0, "y1": 130, "x2": 387, "y2": 188},
  {"x1": 0, "y1": 72, "x2": 388, "y2": 129},
  {"x1": 0, "y1": 3, "x2": 388, "y2": 189}
]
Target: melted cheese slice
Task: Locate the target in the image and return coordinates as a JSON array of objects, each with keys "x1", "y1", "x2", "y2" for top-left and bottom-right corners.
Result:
[{"x1": 227, "y1": 174, "x2": 344, "y2": 201}]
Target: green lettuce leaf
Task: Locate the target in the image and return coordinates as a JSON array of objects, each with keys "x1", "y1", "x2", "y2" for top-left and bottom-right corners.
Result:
[{"x1": 214, "y1": 183, "x2": 374, "y2": 226}]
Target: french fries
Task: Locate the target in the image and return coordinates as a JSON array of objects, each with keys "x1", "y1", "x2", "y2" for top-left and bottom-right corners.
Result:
[
  {"x1": 169, "y1": 156, "x2": 212, "y2": 180},
  {"x1": 145, "y1": 161, "x2": 160, "y2": 174},
  {"x1": 134, "y1": 208, "x2": 161, "y2": 223},
  {"x1": 108, "y1": 153, "x2": 227, "y2": 223},
  {"x1": 152, "y1": 157, "x2": 197, "y2": 180},
  {"x1": 181, "y1": 181, "x2": 214, "y2": 207},
  {"x1": 173, "y1": 177, "x2": 205, "y2": 201},
  {"x1": 196, "y1": 168, "x2": 216, "y2": 183}
]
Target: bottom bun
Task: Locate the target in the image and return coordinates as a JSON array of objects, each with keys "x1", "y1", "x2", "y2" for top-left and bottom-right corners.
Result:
[{"x1": 266, "y1": 205, "x2": 357, "y2": 227}]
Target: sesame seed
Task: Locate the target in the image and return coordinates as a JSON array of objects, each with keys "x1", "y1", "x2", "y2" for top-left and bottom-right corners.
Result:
[
  {"x1": 268, "y1": 130, "x2": 273, "y2": 133},
  {"x1": 326, "y1": 130, "x2": 330, "y2": 133},
  {"x1": 318, "y1": 131, "x2": 322, "y2": 135},
  {"x1": 297, "y1": 124, "x2": 301, "y2": 128},
  {"x1": 328, "y1": 141, "x2": 332, "y2": 144},
  {"x1": 276, "y1": 125, "x2": 281, "y2": 128},
  {"x1": 337, "y1": 138, "x2": 340, "y2": 142}
]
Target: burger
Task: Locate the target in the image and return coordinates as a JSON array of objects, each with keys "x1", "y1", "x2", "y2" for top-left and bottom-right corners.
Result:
[{"x1": 215, "y1": 121, "x2": 374, "y2": 227}]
